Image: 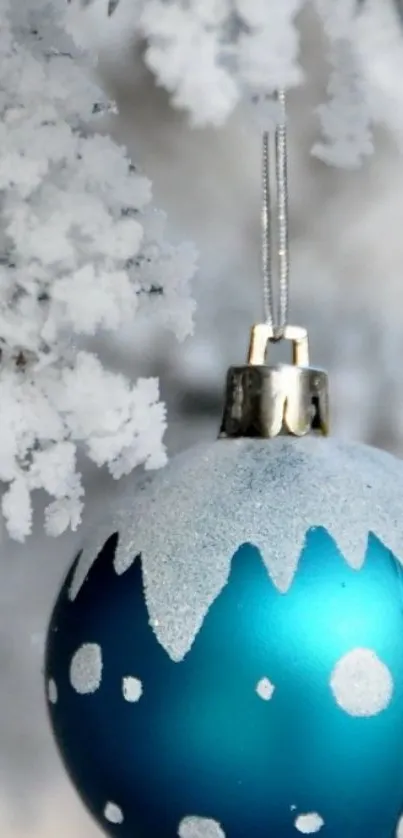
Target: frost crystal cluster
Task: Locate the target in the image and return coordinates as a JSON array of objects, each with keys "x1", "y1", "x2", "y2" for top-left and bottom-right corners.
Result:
[
  {"x1": 0, "y1": 0, "x2": 196, "y2": 540},
  {"x1": 68, "y1": 0, "x2": 403, "y2": 165}
]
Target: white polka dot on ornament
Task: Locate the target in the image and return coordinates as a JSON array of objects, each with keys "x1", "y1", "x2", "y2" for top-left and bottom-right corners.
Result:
[
  {"x1": 178, "y1": 815, "x2": 226, "y2": 838},
  {"x1": 295, "y1": 812, "x2": 324, "y2": 833},
  {"x1": 104, "y1": 802, "x2": 124, "y2": 824},
  {"x1": 256, "y1": 676, "x2": 275, "y2": 700},
  {"x1": 330, "y1": 648, "x2": 393, "y2": 717},
  {"x1": 122, "y1": 675, "x2": 143, "y2": 702},
  {"x1": 69, "y1": 642, "x2": 103, "y2": 694}
]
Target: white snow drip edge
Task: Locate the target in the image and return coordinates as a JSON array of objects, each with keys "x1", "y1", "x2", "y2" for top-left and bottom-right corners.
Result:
[{"x1": 68, "y1": 437, "x2": 403, "y2": 662}]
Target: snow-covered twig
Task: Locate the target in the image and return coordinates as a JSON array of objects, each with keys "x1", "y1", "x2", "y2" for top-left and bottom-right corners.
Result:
[
  {"x1": 0, "y1": 0, "x2": 196, "y2": 540},
  {"x1": 64, "y1": 0, "x2": 403, "y2": 163}
]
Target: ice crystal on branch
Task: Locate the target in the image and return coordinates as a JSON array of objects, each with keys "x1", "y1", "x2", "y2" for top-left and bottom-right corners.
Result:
[
  {"x1": 0, "y1": 0, "x2": 196, "y2": 540},
  {"x1": 67, "y1": 0, "x2": 403, "y2": 163},
  {"x1": 65, "y1": 0, "x2": 305, "y2": 127},
  {"x1": 312, "y1": 0, "x2": 374, "y2": 168}
]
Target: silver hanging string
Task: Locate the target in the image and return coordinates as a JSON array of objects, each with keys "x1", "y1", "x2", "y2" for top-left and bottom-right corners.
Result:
[{"x1": 261, "y1": 89, "x2": 290, "y2": 340}]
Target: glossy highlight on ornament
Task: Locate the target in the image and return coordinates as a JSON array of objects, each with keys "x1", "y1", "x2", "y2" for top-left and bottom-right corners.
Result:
[{"x1": 46, "y1": 524, "x2": 403, "y2": 838}]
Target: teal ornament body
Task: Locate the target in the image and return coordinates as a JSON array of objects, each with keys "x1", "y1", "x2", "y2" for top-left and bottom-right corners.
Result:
[{"x1": 46, "y1": 436, "x2": 403, "y2": 838}]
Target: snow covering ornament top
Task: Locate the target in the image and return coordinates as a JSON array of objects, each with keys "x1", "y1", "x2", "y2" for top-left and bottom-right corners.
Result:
[{"x1": 46, "y1": 93, "x2": 403, "y2": 838}]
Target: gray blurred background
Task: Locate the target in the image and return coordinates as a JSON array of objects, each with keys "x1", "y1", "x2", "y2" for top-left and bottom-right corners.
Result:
[{"x1": 4, "y1": 2, "x2": 403, "y2": 836}]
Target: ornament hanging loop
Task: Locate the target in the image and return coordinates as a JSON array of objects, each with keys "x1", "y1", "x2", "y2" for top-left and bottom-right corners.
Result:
[
  {"x1": 247, "y1": 323, "x2": 309, "y2": 367},
  {"x1": 219, "y1": 89, "x2": 329, "y2": 441},
  {"x1": 219, "y1": 322, "x2": 329, "y2": 440}
]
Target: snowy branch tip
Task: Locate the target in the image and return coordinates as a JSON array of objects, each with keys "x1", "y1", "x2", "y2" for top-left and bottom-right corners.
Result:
[{"x1": 0, "y1": 0, "x2": 197, "y2": 540}]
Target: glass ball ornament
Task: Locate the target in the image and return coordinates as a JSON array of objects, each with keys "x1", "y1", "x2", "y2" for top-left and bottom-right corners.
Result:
[{"x1": 46, "y1": 432, "x2": 403, "y2": 838}]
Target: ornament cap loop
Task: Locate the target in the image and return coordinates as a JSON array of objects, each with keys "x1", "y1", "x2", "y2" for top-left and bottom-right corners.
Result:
[
  {"x1": 219, "y1": 323, "x2": 329, "y2": 439},
  {"x1": 247, "y1": 323, "x2": 309, "y2": 367}
]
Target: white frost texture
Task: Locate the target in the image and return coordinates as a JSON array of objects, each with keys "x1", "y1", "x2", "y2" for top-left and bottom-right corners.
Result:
[
  {"x1": 65, "y1": 0, "x2": 403, "y2": 162},
  {"x1": 0, "y1": 0, "x2": 196, "y2": 541},
  {"x1": 71, "y1": 436, "x2": 403, "y2": 661}
]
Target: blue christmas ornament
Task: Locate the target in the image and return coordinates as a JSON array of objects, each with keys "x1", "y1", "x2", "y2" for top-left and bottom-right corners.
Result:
[
  {"x1": 45, "y1": 112, "x2": 403, "y2": 838},
  {"x1": 46, "y1": 429, "x2": 403, "y2": 838}
]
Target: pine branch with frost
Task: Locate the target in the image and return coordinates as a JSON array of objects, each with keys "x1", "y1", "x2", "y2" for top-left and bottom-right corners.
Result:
[
  {"x1": 0, "y1": 0, "x2": 196, "y2": 541},
  {"x1": 66, "y1": 0, "x2": 403, "y2": 165},
  {"x1": 139, "y1": 0, "x2": 240, "y2": 127},
  {"x1": 65, "y1": 0, "x2": 306, "y2": 127},
  {"x1": 235, "y1": 0, "x2": 305, "y2": 93},
  {"x1": 312, "y1": 0, "x2": 374, "y2": 168}
]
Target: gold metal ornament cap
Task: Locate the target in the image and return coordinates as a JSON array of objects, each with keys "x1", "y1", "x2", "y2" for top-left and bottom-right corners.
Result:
[{"x1": 219, "y1": 324, "x2": 329, "y2": 439}]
